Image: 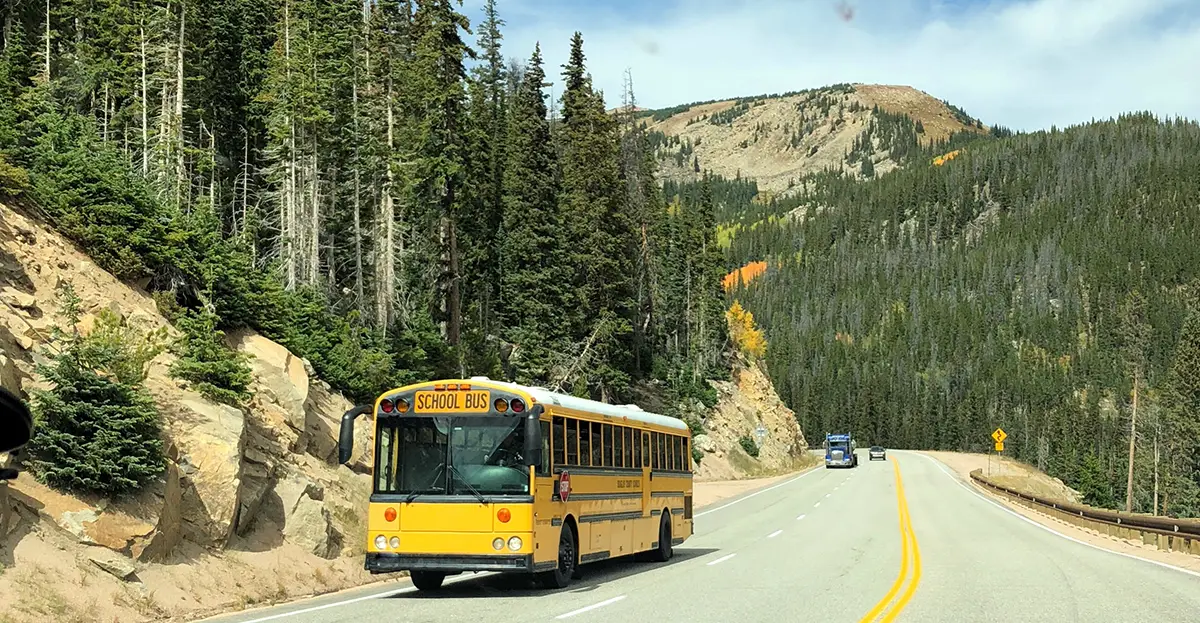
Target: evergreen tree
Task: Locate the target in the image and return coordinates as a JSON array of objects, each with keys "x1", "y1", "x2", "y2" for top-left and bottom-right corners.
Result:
[
  {"x1": 26, "y1": 284, "x2": 168, "y2": 496},
  {"x1": 409, "y1": 0, "x2": 474, "y2": 355},
  {"x1": 557, "y1": 31, "x2": 638, "y2": 400},
  {"x1": 497, "y1": 43, "x2": 566, "y2": 383}
]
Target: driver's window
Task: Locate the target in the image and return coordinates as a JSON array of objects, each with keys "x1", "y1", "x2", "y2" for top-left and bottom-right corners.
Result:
[{"x1": 538, "y1": 420, "x2": 551, "y2": 476}]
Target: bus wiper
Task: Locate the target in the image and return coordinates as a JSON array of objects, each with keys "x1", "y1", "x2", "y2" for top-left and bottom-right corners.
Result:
[{"x1": 448, "y1": 465, "x2": 487, "y2": 504}]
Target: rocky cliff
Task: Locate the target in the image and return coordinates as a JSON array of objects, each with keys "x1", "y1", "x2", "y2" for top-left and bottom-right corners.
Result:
[
  {"x1": 689, "y1": 357, "x2": 811, "y2": 481},
  {"x1": 0, "y1": 202, "x2": 377, "y2": 622}
]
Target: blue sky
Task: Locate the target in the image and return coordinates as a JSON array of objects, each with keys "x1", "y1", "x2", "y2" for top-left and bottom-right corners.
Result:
[{"x1": 460, "y1": 0, "x2": 1200, "y2": 132}]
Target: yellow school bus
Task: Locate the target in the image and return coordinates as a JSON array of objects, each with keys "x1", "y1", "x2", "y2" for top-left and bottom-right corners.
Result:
[{"x1": 337, "y1": 377, "x2": 694, "y2": 591}]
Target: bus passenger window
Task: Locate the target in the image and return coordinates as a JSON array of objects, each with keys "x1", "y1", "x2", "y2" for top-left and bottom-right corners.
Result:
[
  {"x1": 602, "y1": 424, "x2": 613, "y2": 467},
  {"x1": 566, "y1": 419, "x2": 579, "y2": 465},
  {"x1": 626, "y1": 428, "x2": 634, "y2": 467},
  {"x1": 579, "y1": 420, "x2": 591, "y2": 466},
  {"x1": 539, "y1": 420, "x2": 551, "y2": 476},
  {"x1": 639, "y1": 433, "x2": 648, "y2": 468},
  {"x1": 677, "y1": 436, "x2": 685, "y2": 470},
  {"x1": 553, "y1": 417, "x2": 566, "y2": 466},
  {"x1": 658, "y1": 434, "x2": 666, "y2": 470},
  {"x1": 591, "y1": 422, "x2": 603, "y2": 467},
  {"x1": 613, "y1": 426, "x2": 624, "y2": 468},
  {"x1": 651, "y1": 433, "x2": 660, "y2": 470}
]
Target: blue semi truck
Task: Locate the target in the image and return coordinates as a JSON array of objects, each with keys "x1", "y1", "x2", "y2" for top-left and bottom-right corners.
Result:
[{"x1": 824, "y1": 433, "x2": 858, "y2": 468}]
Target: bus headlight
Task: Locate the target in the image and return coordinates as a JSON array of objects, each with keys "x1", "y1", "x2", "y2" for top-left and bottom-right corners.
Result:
[
  {"x1": 374, "y1": 535, "x2": 388, "y2": 550},
  {"x1": 507, "y1": 536, "x2": 522, "y2": 551},
  {"x1": 492, "y1": 538, "x2": 504, "y2": 551},
  {"x1": 389, "y1": 536, "x2": 400, "y2": 549}
]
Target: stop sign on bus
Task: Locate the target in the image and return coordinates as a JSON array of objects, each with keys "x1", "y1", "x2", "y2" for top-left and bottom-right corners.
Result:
[{"x1": 559, "y1": 472, "x2": 571, "y2": 502}]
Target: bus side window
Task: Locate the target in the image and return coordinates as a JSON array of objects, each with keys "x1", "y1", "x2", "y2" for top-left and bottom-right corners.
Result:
[
  {"x1": 566, "y1": 419, "x2": 579, "y2": 465},
  {"x1": 677, "y1": 436, "x2": 686, "y2": 471},
  {"x1": 651, "y1": 433, "x2": 660, "y2": 470},
  {"x1": 625, "y1": 428, "x2": 634, "y2": 468},
  {"x1": 613, "y1": 426, "x2": 624, "y2": 468},
  {"x1": 659, "y1": 434, "x2": 667, "y2": 470},
  {"x1": 639, "y1": 432, "x2": 648, "y2": 468},
  {"x1": 579, "y1": 420, "x2": 591, "y2": 466},
  {"x1": 591, "y1": 422, "x2": 603, "y2": 467},
  {"x1": 539, "y1": 420, "x2": 552, "y2": 476},
  {"x1": 553, "y1": 417, "x2": 566, "y2": 467},
  {"x1": 602, "y1": 424, "x2": 613, "y2": 468}
]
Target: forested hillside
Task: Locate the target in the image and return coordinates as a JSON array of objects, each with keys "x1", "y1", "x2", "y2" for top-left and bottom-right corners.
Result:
[
  {"x1": 705, "y1": 112, "x2": 1200, "y2": 518},
  {"x1": 0, "y1": 0, "x2": 728, "y2": 413}
]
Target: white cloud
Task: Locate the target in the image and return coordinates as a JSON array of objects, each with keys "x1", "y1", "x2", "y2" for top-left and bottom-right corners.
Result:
[{"x1": 462, "y1": 0, "x2": 1200, "y2": 131}]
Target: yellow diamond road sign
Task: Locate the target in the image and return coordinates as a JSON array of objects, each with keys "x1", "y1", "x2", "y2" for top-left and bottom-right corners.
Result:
[
  {"x1": 991, "y1": 428, "x2": 1007, "y2": 443},
  {"x1": 995, "y1": 441, "x2": 1004, "y2": 452}
]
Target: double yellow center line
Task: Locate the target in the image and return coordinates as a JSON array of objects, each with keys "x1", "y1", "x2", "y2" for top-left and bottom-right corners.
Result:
[{"x1": 859, "y1": 458, "x2": 922, "y2": 623}]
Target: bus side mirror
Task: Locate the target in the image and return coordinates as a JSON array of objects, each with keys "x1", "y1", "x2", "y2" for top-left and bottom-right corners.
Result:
[
  {"x1": 1, "y1": 387, "x2": 32, "y2": 482},
  {"x1": 0, "y1": 387, "x2": 31, "y2": 455},
  {"x1": 338, "y1": 405, "x2": 371, "y2": 465},
  {"x1": 524, "y1": 412, "x2": 541, "y2": 468}
]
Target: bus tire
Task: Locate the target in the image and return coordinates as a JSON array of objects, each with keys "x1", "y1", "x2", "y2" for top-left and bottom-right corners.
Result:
[
  {"x1": 410, "y1": 570, "x2": 445, "y2": 591},
  {"x1": 648, "y1": 512, "x2": 673, "y2": 563},
  {"x1": 538, "y1": 525, "x2": 577, "y2": 589}
]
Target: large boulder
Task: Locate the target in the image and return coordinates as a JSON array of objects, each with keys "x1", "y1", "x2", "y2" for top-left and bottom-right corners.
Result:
[
  {"x1": 163, "y1": 393, "x2": 246, "y2": 546},
  {"x1": 231, "y1": 331, "x2": 309, "y2": 433},
  {"x1": 279, "y1": 475, "x2": 335, "y2": 558}
]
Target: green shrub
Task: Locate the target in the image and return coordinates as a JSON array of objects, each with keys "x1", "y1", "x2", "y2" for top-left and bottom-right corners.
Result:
[
  {"x1": 169, "y1": 307, "x2": 253, "y2": 405},
  {"x1": 691, "y1": 446, "x2": 704, "y2": 464},
  {"x1": 0, "y1": 153, "x2": 29, "y2": 196},
  {"x1": 738, "y1": 435, "x2": 759, "y2": 458},
  {"x1": 27, "y1": 284, "x2": 168, "y2": 496}
]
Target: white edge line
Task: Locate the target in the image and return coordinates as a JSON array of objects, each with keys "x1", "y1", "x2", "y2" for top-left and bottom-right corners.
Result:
[
  {"x1": 768, "y1": 529, "x2": 783, "y2": 538},
  {"x1": 814, "y1": 501, "x2": 821, "y2": 508},
  {"x1": 556, "y1": 595, "x2": 627, "y2": 619},
  {"x1": 797, "y1": 514, "x2": 807, "y2": 520},
  {"x1": 707, "y1": 553, "x2": 736, "y2": 566},
  {"x1": 912, "y1": 451, "x2": 1200, "y2": 580},
  {"x1": 230, "y1": 572, "x2": 493, "y2": 623},
  {"x1": 695, "y1": 465, "x2": 821, "y2": 517}
]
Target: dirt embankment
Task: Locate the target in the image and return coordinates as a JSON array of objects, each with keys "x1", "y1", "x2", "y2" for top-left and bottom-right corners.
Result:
[{"x1": 926, "y1": 451, "x2": 1200, "y2": 574}]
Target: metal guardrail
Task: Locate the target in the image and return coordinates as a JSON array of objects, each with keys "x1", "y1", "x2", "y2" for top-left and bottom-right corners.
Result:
[{"x1": 969, "y1": 469, "x2": 1200, "y2": 554}]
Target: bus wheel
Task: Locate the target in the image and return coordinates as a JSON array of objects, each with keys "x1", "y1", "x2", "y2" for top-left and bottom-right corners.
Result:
[
  {"x1": 410, "y1": 571, "x2": 446, "y2": 591},
  {"x1": 648, "y1": 513, "x2": 673, "y2": 563},
  {"x1": 539, "y1": 526, "x2": 577, "y2": 589}
]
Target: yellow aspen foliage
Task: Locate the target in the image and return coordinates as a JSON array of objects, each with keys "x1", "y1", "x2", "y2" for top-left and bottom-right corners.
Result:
[{"x1": 727, "y1": 301, "x2": 767, "y2": 358}]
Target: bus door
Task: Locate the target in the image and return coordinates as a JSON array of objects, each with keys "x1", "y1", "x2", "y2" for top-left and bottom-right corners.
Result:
[
  {"x1": 533, "y1": 417, "x2": 558, "y2": 566},
  {"x1": 641, "y1": 431, "x2": 652, "y2": 517}
]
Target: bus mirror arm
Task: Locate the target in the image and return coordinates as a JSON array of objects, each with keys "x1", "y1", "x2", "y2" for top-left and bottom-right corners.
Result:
[{"x1": 338, "y1": 405, "x2": 372, "y2": 465}]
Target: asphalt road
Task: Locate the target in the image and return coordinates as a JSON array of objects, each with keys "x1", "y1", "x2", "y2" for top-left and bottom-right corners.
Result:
[{"x1": 199, "y1": 452, "x2": 1200, "y2": 623}]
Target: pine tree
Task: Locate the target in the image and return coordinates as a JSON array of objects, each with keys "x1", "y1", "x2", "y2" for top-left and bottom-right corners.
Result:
[
  {"x1": 409, "y1": 0, "x2": 474, "y2": 357},
  {"x1": 497, "y1": 43, "x2": 566, "y2": 383},
  {"x1": 460, "y1": 0, "x2": 506, "y2": 355},
  {"x1": 26, "y1": 284, "x2": 168, "y2": 496},
  {"x1": 557, "y1": 31, "x2": 638, "y2": 401}
]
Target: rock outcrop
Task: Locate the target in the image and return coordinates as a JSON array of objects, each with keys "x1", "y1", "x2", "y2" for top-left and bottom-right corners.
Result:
[
  {"x1": 691, "y1": 356, "x2": 810, "y2": 481},
  {"x1": 0, "y1": 201, "x2": 380, "y2": 622}
]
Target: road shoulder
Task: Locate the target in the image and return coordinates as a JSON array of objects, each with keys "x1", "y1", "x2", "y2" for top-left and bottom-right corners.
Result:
[{"x1": 920, "y1": 451, "x2": 1200, "y2": 576}]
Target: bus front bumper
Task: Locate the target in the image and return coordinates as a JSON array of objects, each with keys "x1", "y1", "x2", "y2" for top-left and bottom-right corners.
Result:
[{"x1": 366, "y1": 552, "x2": 534, "y2": 574}]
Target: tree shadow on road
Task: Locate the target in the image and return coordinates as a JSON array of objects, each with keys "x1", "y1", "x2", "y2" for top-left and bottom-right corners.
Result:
[{"x1": 387, "y1": 547, "x2": 720, "y2": 599}]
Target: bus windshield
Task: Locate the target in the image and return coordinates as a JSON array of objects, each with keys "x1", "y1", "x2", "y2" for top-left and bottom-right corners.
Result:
[{"x1": 374, "y1": 416, "x2": 530, "y2": 497}]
